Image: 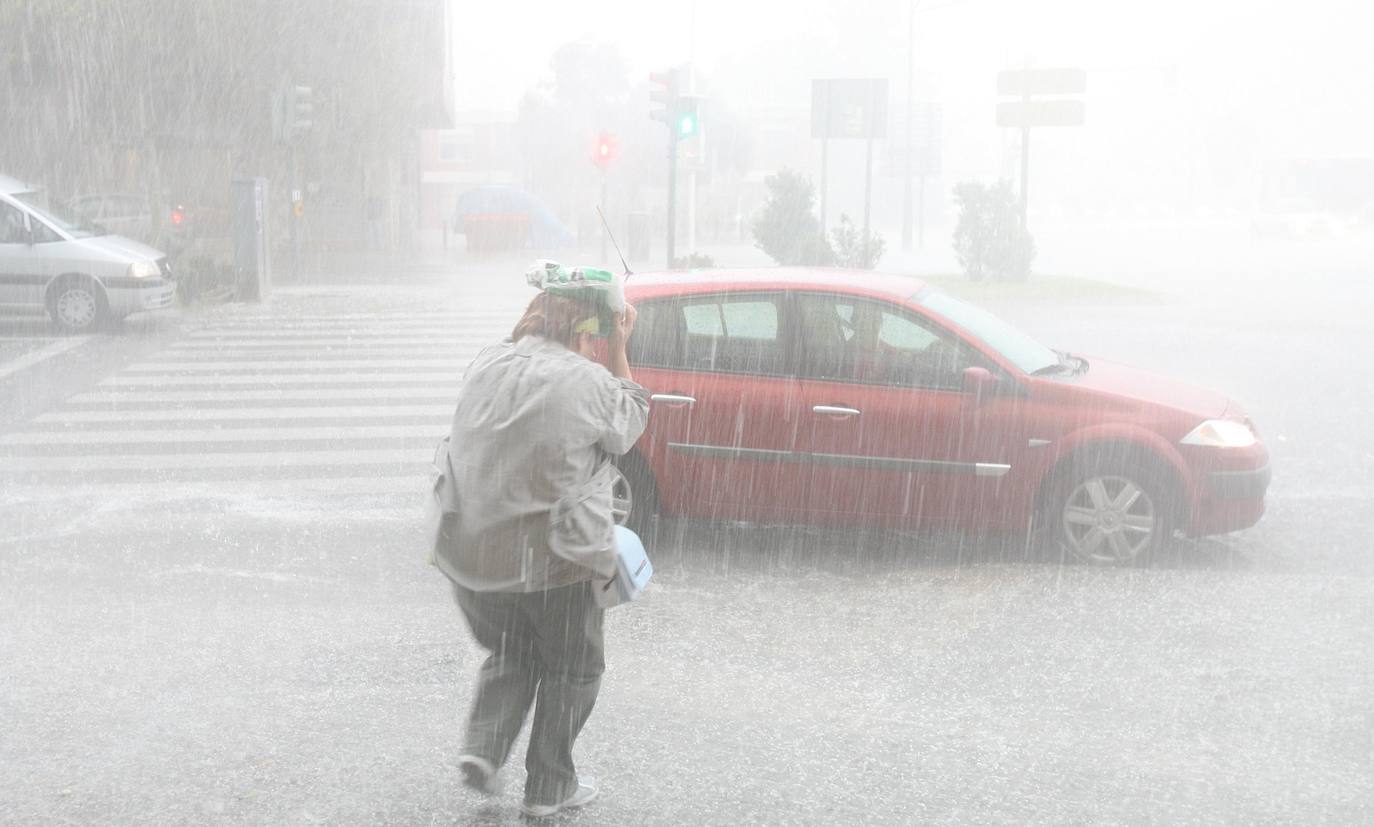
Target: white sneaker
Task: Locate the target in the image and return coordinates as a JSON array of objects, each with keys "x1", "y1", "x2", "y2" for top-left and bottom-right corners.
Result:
[
  {"x1": 457, "y1": 754, "x2": 498, "y2": 795},
  {"x1": 520, "y1": 780, "x2": 598, "y2": 819}
]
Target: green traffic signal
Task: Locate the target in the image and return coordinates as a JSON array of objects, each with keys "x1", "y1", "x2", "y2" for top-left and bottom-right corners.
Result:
[{"x1": 678, "y1": 112, "x2": 697, "y2": 138}]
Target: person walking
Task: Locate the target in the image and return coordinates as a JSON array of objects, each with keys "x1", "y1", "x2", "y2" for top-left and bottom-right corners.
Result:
[{"x1": 432, "y1": 278, "x2": 648, "y2": 819}]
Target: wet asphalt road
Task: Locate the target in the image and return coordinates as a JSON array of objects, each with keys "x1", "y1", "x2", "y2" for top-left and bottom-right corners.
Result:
[{"x1": 1, "y1": 238, "x2": 1371, "y2": 824}]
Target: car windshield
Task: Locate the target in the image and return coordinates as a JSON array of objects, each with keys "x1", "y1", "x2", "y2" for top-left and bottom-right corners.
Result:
[
  {"x1": 916, "y1": 289, "x2": 1060, "y2": 375},
  {"x1": 12, "y1": 191, "x2": 100, "y2": 238}
]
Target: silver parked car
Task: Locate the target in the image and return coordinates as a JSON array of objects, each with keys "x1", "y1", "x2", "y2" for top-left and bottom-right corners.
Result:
[{"x1": 0, "y1": 174, "x2": 176, "y2": 332}]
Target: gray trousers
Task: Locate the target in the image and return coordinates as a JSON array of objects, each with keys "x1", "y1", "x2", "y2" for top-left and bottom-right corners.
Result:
[{"x1": 453, "y1": 580, "x2": 605, "y2": 806}]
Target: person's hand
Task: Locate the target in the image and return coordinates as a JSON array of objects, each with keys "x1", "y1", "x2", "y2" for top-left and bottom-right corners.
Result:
[{"x1": 609, "y1": 303, "x2": 637, "y2": 351}]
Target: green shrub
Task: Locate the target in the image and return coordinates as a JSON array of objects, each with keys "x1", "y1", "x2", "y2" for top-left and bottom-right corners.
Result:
[
  {"x1": 671, "y1": 252, "x2": 716, "y2": 270},
  {"x1": 951, "y1": 180, "x2": 1035, "y2": 281},
  {"x1": 751, "y1": 169, "x2": 834, "y2": 266},
  {"x1": 829, "y1": 214, "x2": 885, "y2": 269}
]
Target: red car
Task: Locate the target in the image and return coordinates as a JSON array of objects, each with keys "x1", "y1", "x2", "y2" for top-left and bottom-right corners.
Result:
[{"x1": 608, "y1": 268, "x2": 1270, "y2": 565}]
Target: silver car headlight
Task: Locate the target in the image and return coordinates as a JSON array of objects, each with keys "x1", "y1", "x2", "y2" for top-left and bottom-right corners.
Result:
[
  {"x1": 1180, "y1": 419, "x2": 1257, "y2": 448},
  {"x1": 128, "y1": 260, "x2": 161, "y2": 279}
]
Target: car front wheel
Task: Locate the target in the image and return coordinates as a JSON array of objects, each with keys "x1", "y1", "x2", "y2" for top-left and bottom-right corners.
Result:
[
  {"x1": 48, "y1": 278, "x2": 108, "y2": 333},
  {"x1": 1048, "y1": 463, "x2": 1175, "y2": 566}
]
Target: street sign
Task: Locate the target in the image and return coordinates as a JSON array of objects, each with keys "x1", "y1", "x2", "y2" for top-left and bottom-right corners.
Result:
[
  {"x1": 996, "y1": 99, "x2": 1086, "y2": 128},
  {"x1": 996, "y1": 67, "x2": 1087, "y2": 97},
  {"x1": 811, "y1": 79, "x2": 889, "y2": 140}
]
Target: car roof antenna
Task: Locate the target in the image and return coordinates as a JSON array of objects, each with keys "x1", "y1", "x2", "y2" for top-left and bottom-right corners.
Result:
[{"x1": 597, "y1": 206, "x2": 633, "y2": 279}]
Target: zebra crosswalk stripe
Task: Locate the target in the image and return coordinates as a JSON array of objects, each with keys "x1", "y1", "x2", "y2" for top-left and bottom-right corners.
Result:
[{"x1": 0, "y1": 303, "x2": 507, "y2": 508}]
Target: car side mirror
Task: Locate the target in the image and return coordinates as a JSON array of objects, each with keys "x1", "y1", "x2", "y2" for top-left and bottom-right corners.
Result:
[{"x1": 962, "y1": 366, "x2": 998, "y2": 402}]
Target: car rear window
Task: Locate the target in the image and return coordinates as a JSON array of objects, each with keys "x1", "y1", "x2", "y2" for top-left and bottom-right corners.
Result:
[{"x1": 629, "y1": 293, "x2": 786, "y2": 375}]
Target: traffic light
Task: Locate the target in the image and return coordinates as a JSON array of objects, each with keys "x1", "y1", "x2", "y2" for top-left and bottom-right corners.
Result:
[
  {"x1": 650, "y1": 68, "x2": 702, "y2": 142},
  {"x1": 287, "y1": 84, "x2": 313, "y2": 135},
  {"x1": 592, "y1": 131, "x2": 619, "y2": 168},
  {"x1": 676, "y1": 99, "x2": 699, "y2": 138},
  {"x1": 649, "y1": 68, "x2": 680, "y2": 125},
  {"x1": 274, "y1": 83, "x2": 314, "y2": 143}
]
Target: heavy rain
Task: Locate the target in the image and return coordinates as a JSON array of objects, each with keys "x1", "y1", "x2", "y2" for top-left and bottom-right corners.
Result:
[{"x1": 1, "y1": 0, "x2": 1371, "y2": 823}]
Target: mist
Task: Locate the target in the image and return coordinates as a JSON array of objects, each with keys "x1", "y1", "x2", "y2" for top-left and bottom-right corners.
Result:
[{"x1": 1, "y1": 1, "x2": 1371, "y2": 823}]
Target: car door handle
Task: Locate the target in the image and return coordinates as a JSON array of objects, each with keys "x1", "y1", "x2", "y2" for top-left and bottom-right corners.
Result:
[
  {"x1": 651, "y1": 393, "x2": 696, "y2": 407},
  {"x1": 813, "y1": 405, "x2": 861, "y2": 417}
]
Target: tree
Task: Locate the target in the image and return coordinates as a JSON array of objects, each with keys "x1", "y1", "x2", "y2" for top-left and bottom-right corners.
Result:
[
  {"x1": 751, "y1": 169, "x2": 833, "y2": 266},
  {"x1": 514, "y1": 40, "x2": 647, "y2": 239},
  {"x1": 0, "y1": 0, "x2": 446, "y2": 242},
  {"x1": 829, "y1": 215, "x2": 885, "y2": 269},
  {"x1": 951, "y1": 180, "x2": 1035, "y2": 281}
]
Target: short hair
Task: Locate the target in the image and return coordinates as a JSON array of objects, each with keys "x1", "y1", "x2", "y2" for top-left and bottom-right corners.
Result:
[{"x1": 511, "y1": 292, "x2": 598, "y2": 348}]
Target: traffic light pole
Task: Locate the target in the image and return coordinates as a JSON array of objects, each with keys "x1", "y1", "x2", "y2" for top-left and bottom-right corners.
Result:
[
  {"x1": 600, "y1": 167, "x2": 608, "y2": 264},
  {"x1": 290, "y1": 141, "x2": 301, "y2": 282},
  {"x1": 665, "y1": 130, "x2": 677, "y2": 268}
]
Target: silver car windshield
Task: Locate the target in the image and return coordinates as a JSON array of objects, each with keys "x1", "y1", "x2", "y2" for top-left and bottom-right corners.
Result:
[
  {"x1": 12, "y1": 192, "x2": 100, "y2": 239},
  {"x1": 916, "y1": 289, "x2": 1060, "y2": 375}
]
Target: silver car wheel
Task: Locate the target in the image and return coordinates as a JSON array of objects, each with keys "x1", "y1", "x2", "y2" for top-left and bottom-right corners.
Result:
[
  {"x1": 56, "y1": 287, "x2": 98, "y2": 330},
  {"x1": 609, "y1": 465, "x2": 633, "y2": 526},
  {"x1": 1061, "y1": 474, "x2": 1157, "y2": 564}
]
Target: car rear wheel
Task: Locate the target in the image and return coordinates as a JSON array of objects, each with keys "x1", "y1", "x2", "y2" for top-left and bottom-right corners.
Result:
[
  {"x1": 47, "y1": 278, "x2": 108, "y2": 334},
  {"x1": 1046, "y1": 463, "x2": 1175, "y2": 566},
  {"x1": 610, "y1": 454, "x2": 659, "y2": 536}
]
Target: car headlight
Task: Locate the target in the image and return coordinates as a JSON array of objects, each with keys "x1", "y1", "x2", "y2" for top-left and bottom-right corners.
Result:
[
  {"x1": 1180, "y1": 419, "x2": 1257, "y2": 448},
  {"x1": 128, "y1": 260, "x2": 160, "y2": 279}
]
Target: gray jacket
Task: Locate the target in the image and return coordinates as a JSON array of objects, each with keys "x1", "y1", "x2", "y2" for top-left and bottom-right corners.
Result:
[{"x1": 433, "y1": 336, "x2": 650, "y2": 592}]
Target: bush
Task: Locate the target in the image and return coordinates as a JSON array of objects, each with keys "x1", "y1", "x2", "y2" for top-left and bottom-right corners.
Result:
[
  {"x1": 829, "y1": 214, "x2": 885, "y2": 269},
  {"x1": 175, "y1": 255, "x2": 237, "y2": 304},
  {"x1": 671, "y1": 252, "x2": 716, "y2": 270},
  {"x1": 951, "y1": 180, "x2": 1035, "y2": 281},
  {"x1": 751, "y1": 169, "x2": 834, "y2": 266}
]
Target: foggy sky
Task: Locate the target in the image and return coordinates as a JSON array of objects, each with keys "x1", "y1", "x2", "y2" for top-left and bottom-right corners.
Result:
[{"x1": 454, "y1": 0, "x2": 1374, "y2": 162}]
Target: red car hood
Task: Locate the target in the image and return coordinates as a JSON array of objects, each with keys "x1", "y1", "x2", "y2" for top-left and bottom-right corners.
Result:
[{"x1": 1059, "y1": 357, "x2": 1231, "y2": 419}]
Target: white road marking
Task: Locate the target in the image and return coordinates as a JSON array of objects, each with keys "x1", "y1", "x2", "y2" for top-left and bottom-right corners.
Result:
[
  {"x1": 0, "y1": 336, "x2": 93, "y2": 381},
  {"x1": 66, "y1": 388, "x2": 459, "y2": 403},
  {"x1": 4, "y1": 476, "x2": 425, "y2": 499},
  {"x1": 163, "y1": 340, "x2": 481, "y2": 350},
  {"x1": 124, "y1": 359, "x2": 462, "y2": 372},
  {"x1": 1, "y1": 425, "x2": 445, "y2": 445},
  {"x1": 35, "y1": 406, "x2": 452, "y2": 423},
  {"x1": 2, "y1": 304, "x2": 505, "y2": 518},
  {"x1": 194, "y1": 312, "x2": 508, "y2": 322},
  {"x1": 185, "y1": 327, "x2": 480, "y2": 338},
  {"x1": 99, "y1": 372, "x2": 456, "y2": 386},
  {"x1": 1, "y1": 448, "x2": 423, "y2": 471}
]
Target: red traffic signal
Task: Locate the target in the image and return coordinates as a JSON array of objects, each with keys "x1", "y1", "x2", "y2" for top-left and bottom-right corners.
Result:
[
  {"x1": 649, "y1": 68, "x2": 680, "y2": 124},
  {"x1": 592, "y1": 131, "x2": 619, "y2": 168}
]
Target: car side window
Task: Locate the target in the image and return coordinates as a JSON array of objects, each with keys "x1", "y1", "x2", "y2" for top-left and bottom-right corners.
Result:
[
  {"x1": 627, "y1": 293, "x2": 786, "y2": 375},
  {"x1": 0, "y1": 202, "x2": 29, "y2": 244},
  {"x1": 795, "y1": 293, "x2": 975, "y2": 389}
]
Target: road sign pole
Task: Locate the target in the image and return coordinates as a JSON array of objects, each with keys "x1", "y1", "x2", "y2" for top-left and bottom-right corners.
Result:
[
  {"x1": 1019, "y1": 125, "x2": 1030, "y2": 233},
  {"x1": 902, "y1": 0, "x2": 915, "y2": 251},
  {"x1": 918, "y1": 173, "x2": 926, "y2": 248},
  {"x1": 665, "y1": 130, "x2": 677, "y2": 268},
  {"x1": 819, "y1": 137, "x2": 828, "y2": 233},
  {"x1": 863, "y1": 134, "x2": 874, "y2": 243}
]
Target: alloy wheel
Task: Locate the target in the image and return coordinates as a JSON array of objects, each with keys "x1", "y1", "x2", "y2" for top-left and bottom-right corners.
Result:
[{"x1": 1061, "y1": 474, "x2": 1158, "y2": 564}]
